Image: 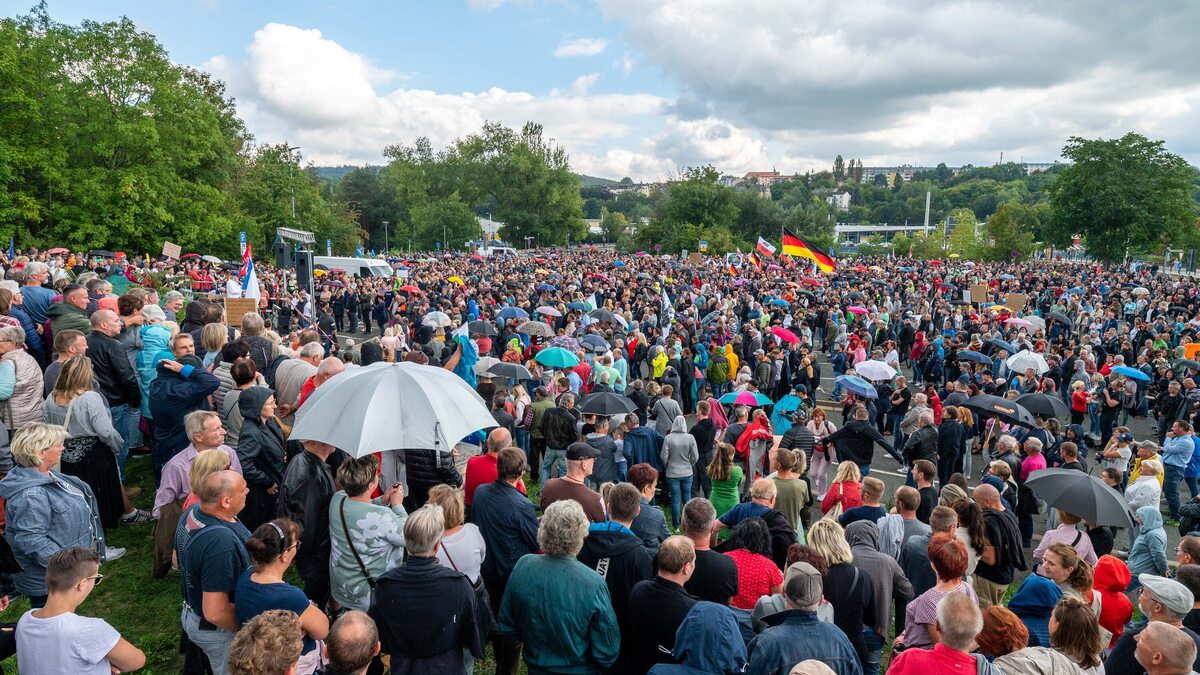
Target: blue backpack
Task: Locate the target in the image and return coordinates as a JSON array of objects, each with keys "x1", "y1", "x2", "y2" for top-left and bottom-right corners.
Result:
[{"x1": 1185, "y1": 436, "x2": 1200, "y2": 479}]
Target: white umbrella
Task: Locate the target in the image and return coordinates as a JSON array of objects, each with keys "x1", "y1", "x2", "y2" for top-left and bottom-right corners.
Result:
[
  {"x1": 1007, "y1": 350, "x2": 1049, "y2": 375},
  {"x1": 201, "y1": 254, "x2": 222, "y2": 264},
  {"x1": 855, "y1": 360, "x2": 896, "y2": 381},
  {"x1": 290, "y1": 362, "x2": 496, "y2": 457},
  {"x1": 1132, "y1": 287, "x2": 1150, "y2": 296},
  {"x1": 422, "y1": 311, "x2": 451, "y2": 328},
  {"x1": 474, "y1": 356, "x2": 500, "y2": 375},
  {"x1": 1025, "y1": 316, "x2": 1046, "y2": 331}
]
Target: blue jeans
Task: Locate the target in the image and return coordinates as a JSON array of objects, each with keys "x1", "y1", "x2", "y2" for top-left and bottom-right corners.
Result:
[
  {"x1": 1164, "y1": 464, "x2": 1185, "y2": 518},
  {"x1": 110, "y1": 403, "x2": 132, "y2": 482},
  {"x1": 857, "y1": 462, "x2": 871, "y2": 477},
  {"x1": 862, "y1": 628, "x2": 885, "y2": 675},
  {"x1": 667, "y1": 476, "x2": 692, "y2": 529},
  {"x1": 541, "y1": 448, "x2": 566, "y2": 483},
  {"x1": 183, "y1": 605, "x2": 235, "y2": 675},
  {"x1": 515, "y1": 427, "x2": 530, "y2": 458}
]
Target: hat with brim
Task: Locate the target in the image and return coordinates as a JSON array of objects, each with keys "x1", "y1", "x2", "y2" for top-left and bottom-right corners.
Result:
[{"x1": 566, "y1": 442, "x2": 600, "y2": 461}]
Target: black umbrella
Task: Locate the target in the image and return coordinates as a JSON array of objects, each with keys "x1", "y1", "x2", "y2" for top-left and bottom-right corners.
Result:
[
  {"x1": 956, "y1": 350, "x2": 992, "y2": 365},
  {"x1": 576, "y1": 392, "x2": 637, "y2": 416},
  {"x1": 580, "y1": 334, "x2": 610, "y2": 353},
  {"x1": 88, "y1": 249, "x2": 114, "y2": 258},
  {"x1": 1170, "y1": 305, "x2": 1194, "y2": 316},
  {"x1": 1026, "y1": 468, "x2": 1133, "y2": 529},
  {"x1": 487, "y1": 362, "x2": 532, "y2": 381},
  {"x1": 588, "y1": 308, "x2": 618, "y2": 324},
  {"x1": 962, "y1": 394, "x2": 1037, "y2": 428},
  {"x1": 796, "y1": 289, "x2": 816, "y2": 300},
  {"x1": 951, "y1": 299, "x2": 971, "y2": 306},
  {"x1": 467, "y1": 320, "x2": 498, "y2": 336},
  {"x1": 1015, "y1": 393, "x2": 1070, "y2": 419},
  {"x1": 314, "y1": 263, "x2": 329, "y2": 272},
  {"x1": 1047, "y1": 311, "x2": 1071, "y2": 325}
]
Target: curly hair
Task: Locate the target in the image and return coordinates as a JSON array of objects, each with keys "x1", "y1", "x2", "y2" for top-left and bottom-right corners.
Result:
[
  {"x1": 228, "y1": 609, "x2": 303, "y2": 675},
  {"x1": 726, "y1": 517, "x2": 774, "y2": 558},
  {"x1": 538, "y1": 500, "x2": 589, "y2": 557}
]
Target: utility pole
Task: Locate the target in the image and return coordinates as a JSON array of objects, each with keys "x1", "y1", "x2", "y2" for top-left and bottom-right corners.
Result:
[
  {"x1": 382, "y1": 221, "x2": 389, "y2": 253},
  {"x1": 284, "y1": 145, "x2": 301, "y2": 219},
  {"x1": 943, "y1": 215, "x2": 950, "y2": 250},
  {"x1": 922, "y1": 191, "x2": 931, "y2": 235}
]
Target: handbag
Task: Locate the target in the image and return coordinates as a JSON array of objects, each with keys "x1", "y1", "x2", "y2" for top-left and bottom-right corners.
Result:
[
  {"x1": 823, "y1": 483, "x2": 845, "y2": 522},
  {"x1": 338, "y1": 496, "x2": 377, "y2": 610},
  {"x1": 441, "y1": 540, "x2": 496, "y2": 632}
]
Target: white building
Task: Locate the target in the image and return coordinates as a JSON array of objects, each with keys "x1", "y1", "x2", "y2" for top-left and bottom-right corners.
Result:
[
  {"x1": 476, "y1": 216, "x2": 503, "y2": 241},
  {"x1": 826, "y1": 192, "x2": 851, "y2": 210}
]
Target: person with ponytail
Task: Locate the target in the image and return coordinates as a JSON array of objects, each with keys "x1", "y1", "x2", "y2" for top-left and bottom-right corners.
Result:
[{"x1": 235, "y1": 518, "x2": 330, "y2": 675}]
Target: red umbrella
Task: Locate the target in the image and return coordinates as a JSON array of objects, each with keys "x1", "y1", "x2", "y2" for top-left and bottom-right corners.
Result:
[
  {"x1": 470, "y1": 254, "x2": 484, "y2": 261},
  {"x1": 767, "y1": 264, "x2": 782, "y2": 270},
  {"x1": 46, "y1": 247, "x2": 68, "y2": 254},
  {"x1": 399, "y1": 285, "x2": 422, "y2": 294},
  {"x1": 180, "y1": 253, "x2": 200, "y2": 260},
  {"x1": 929, "y1": 260, "x2": 944, "y2": 265},
  {"x1": 800, "y1": 277, "x2": 822, "y2": 286},
  {"x1": 854, "y1": 264, "x2": 868, "y2": 272},
  {"x1": 770, "y1": 326, "x2": 800, "y2": 344}
]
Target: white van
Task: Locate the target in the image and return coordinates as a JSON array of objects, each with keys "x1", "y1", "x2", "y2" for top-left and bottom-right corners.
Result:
[
  {"x1": 477, "y1": 245, "x2": 518, "y2": 257},
  {"x1": 313, "y1": 256, "x2": 394, "y2": 279}
]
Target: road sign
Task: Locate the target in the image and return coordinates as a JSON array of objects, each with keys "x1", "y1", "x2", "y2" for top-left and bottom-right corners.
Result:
[
  {"x1": 239, "y1": 232, "x2": 247, "y2": 257},
  {"x1": 326, "y1": 239, "x2": 332, "y2": 256},
  {"x1": 654, "y1": 244, "x2": 662, "y2": 252}
]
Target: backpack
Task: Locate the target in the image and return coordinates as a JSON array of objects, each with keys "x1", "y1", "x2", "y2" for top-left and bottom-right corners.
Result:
[{"x1": 521, "y1": 402, "x2": 535, "y2": 430}]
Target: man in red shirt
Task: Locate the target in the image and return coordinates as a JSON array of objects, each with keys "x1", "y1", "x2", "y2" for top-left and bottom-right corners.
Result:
[
  {"x1": 297, "y1": 356, "x2": 345, "y2": 409},
  {"x1": 887, "y1": 593, "x2": 999, "y2": 674},
  {"x1": 464, "y1": 428, "x2": 525, "y2": 506}
]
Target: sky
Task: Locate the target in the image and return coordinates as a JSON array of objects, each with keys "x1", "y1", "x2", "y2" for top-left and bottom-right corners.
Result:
[{"x1": 22, "y1": 1, "x2": 1200, "y2": 181}]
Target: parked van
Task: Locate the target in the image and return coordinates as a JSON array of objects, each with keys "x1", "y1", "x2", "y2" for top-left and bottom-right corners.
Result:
[
  {"x1": 313, "y1": 256, "x2": 394, "y2": 279},
  {"x1": 477, "y1": 245, "x2": 518, "y2": 257}
]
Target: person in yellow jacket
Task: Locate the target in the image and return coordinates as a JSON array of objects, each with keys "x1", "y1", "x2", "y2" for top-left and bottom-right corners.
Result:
[
  {"x1": 651, "y1": 345, "x2": 668, "y2": 379},
  {"x1": 724, "y1": 343, "x2": 739, "y2": 377},
  {"x1": 1128, "y1": 440, "x2": 1165, "y2": 488}
]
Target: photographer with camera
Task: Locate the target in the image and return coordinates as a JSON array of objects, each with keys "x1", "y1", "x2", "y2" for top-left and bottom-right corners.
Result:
[{"x1": 1100, "y1": 430, "x2": 1135, "y2": 481}]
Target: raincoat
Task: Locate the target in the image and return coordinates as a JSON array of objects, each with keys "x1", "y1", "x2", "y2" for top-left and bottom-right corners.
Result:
[
  {"x1": 648, "y1": 602, "x2": 748, "y2": 675},
  {"x1": 1127, "y1": 505, "x2": 1168, "y2": 578},
  {"x1": 1093, "y1": 554, "x2": 1132, "y2": 647}
]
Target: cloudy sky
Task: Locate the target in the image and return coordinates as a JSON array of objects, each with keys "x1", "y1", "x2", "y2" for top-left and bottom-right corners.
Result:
[{"x1": 31, "y1": 0, "x2": 1200, "y2": 180}]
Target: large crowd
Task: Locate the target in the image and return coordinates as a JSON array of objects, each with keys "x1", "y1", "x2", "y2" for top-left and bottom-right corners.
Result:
[{"x1": 0, "y1": 245, "x2": 1199, "y2": 674}]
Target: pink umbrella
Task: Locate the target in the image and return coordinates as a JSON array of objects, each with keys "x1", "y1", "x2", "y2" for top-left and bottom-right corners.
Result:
[
  {"x1": 536, "y1": 305, "x2": 562, "y2": 317},
  {"x1": 1005, "y1": 317, "x2": 1033, "y2": 328},
  {"x1": 847, "y1": 306, "x2": 868, "y2": 315},
  {"x1": 770, "y1": 326, "x2": 799, "y2": 344},
  {"x1": 767, "y1": 264, "x2": 782, "y2": 270}
]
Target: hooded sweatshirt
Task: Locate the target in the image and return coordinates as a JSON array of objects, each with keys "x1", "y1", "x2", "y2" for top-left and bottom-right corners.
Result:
[
  {"x1": 662, "y1": 415, "x2": 700, "y2": 479},
  {"x1": 1093, "y1": 554, "x2": 1133, "y2": 647},
  {"x1": 1006, "y1": 573, "x2": 1063, "y2": 647},
  {"x1": 846, "y1": 520, "x2": 914, "y2": 637},
  {"x1": 648, "y1": 602, "x2": 748, "y2": 675},
  {"x1": 577, "y1": 521, "x2": 655, "y2": 664},
  {"x1": 1127, "y1": 505, "x2": 1168, "y2": 577}
]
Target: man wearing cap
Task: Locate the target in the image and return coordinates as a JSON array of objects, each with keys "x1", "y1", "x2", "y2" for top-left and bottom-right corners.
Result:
[
  {"x1": 746, "y1": 561, "x2": 861, "y2": 675},
  {"x1": 1130, "y1": 440, "x2": 1166, "y2": 489},
  {"x1": 539, "y1": 442, "x2": 606, "y2": 522},
  {"x1": 1106, "y1": 574, "x2": 1200, "y2": 675}
]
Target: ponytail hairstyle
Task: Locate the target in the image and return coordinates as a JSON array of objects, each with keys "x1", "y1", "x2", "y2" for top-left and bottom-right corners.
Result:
[{"x1": 245, "y1": 518, "x2": 302, "y2": 567}]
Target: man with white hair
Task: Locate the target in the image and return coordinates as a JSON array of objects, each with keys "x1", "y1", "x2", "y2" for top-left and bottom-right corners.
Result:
[
  {"x1": 886, "y1": 593, "x2": 1001, "y2": 674},
  {"x1": 1107, "y1": 574, "x2": 1200, "y2": 674},
  {"x1": 16, "y1": 261, "x2": 55, "y2": 325},
  {"x1": 297, "y1": 356, "x2": 344, "y2": 410},
  {"x1": 900, "y1": 393, "x2": 931, "y2": 438},
  {"x1": 498, "y1": 500, "x2": 619, "y2": 673},
  {"x1": 746, "y1": 561, "x2": 862, "y2": 675},
  {"x1": 1135, "y1": 621, "x2": 1200, "y2": 675},
  {"x1": 273, "y1": 340, "x2": 322, "y2": 426}
]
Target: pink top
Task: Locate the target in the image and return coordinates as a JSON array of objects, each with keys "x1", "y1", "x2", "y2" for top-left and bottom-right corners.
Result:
[{"x1": 1020, "y1": 453, "x2": 1047, "y2": 482}]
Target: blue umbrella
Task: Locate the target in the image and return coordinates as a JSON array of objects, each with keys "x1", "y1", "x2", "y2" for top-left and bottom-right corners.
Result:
[
  {"x1": 535, "y1": 347, "x2": 580, "y2": 369},
  {"x1": 956, "y1": 350, "x2": 992, "y2": 365},
  {"x1": 771, "y1": 298, "x2": 790, "y2": 307},
  {"x1": 1001, "y1": 274, "x2": 1016, "y2": 280},
  {"x1": 567, "y1": 301, "x2": 588, "y2": 310},
  {"x1": 771, "y1": 394, "x2": 804, "y2": 436},
  {"x1": 836, "y1": 375, "x2": 878, "y2": 399},
  {"x1": 1112, "y1": 365, "x2": 1150, "y2": 382},
  {"x1": 1068, "y1": 287, "x2": 1085, "y2": 295},
  {"x1": 986, "y1": 337, "x2": 1017, "y2": 354},
  {"x1": 612, "y1": 260, "x2": 626, "y2": 267},
  {"x1": 496, "y1": 307, "x2": 529, "y2": 321},
  {"x1": 536, "y1": 283, "x2": 555, "y2": 292}
]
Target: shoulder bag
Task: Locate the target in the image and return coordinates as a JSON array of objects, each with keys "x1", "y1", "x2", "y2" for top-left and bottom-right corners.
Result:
[
  {"x1": 338, "y1": 496, "x2": 377, "y2": 611},
  {"x1": 441, "y1": 539, "x2": 495, "y2": 632}
]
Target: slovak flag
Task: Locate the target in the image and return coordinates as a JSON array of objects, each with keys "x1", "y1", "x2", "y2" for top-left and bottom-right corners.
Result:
[
  {"x1": 756, "y1": 236, "x2": 776, "y2": 258},
  {"x1": 240, "y1": 243, "x2": 260, "y2": 299}
]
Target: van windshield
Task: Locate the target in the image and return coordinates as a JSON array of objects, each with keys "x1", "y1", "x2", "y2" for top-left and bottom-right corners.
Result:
[{"x1": 364, "y1": 264, "x2": 392, "y2": 277}]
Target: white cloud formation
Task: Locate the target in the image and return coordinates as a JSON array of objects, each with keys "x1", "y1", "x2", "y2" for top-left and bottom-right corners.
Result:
[{"x1": 554, "y1": 37, "x2": 608, "y2": 57}]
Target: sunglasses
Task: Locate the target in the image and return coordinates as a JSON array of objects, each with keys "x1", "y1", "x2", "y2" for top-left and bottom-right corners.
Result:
[{"x1": 85, "y1": 574, "x2": 104, "y2": 586}]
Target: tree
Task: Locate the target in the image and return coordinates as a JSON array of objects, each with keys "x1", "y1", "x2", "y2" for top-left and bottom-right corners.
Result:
[
  {"x1": 599, "y1": 206, "x2": 628, "y2": 242},
  {"x1": 832, "y1": 155, "x2": 846, "y2": 181},
  {"x1": 979, "y1": 202, "x2": 1036, "y2": 261},
  {"x1": 410, "y1": 195, "x2": 481, "y2": 251},
  {"x1": 734, "y1": 189, "x2": 786, "y2": 242},
  {"x1": 662, "y1": 165, "x2": 738, "y2": 233},
  {"x1": 946, "y1": 208, "x2": 980, "y2": 258},
  {"x1": 1048, "y1": 133, "x2": 1197, "y2": 261}
]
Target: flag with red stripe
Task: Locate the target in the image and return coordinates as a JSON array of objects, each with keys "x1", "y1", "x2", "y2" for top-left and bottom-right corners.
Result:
[
  {"x1": 756, "y1": 236, "x2": 776, "y2": 258},
  {"x1": 781, "y1": 228, "x2": 836, "y2": 273}
]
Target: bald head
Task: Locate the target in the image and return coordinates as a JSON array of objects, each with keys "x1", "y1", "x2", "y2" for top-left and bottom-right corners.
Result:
[
  {"x1": 90, "y1": 309, "x2": 121, "y2": 336},
  {"x1": 325, "y1": 610, "x2": 380, "y2": 675},
  {"x1": 1136, "y1": 621, "x2": 1198, "y2": 674},
  {"x1": 199, "y1": 470, "x2": 245, "y2": 508},
  {"x1": 315, "y1": 357, "x2": 345, "y2": 383},
  {"x1": 486, "y1": 427, "x2": 512, "y2": 455},
  {"x1": 974, "y1": 483, "x2": 999, "y2": 508}
]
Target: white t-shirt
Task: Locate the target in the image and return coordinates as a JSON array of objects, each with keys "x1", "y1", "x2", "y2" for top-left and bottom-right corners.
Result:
[
  {"x1": 225, "y1": 278, "x2": 243, "y2": 298},
  {"x1": 17, "y1": 610, "x2": 119, "y2": 675},
  {"x1": 1102, "y1": 444, "x2": 1132, "y2": 473}
]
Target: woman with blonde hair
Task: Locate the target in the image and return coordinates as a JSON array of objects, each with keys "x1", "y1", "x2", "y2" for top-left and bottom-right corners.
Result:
[
  {"x1": 808, "y1": 518, "x2": 873, "y2": 668},
  {"x1": 200, "y1": 322, "x2": 228, "y2": 369},
  {"x1": 43, "y1": 356, "x2": 150, "y2": 529},
  {"x1": 820, "y1": 461, "x2": 863, "y2": 517},
  {"x1": 512, "y1": 383, "x2": 532, "y2": 458},
  {"x1": 182, "y1": 448, "x2": 234, "y2": 512}
]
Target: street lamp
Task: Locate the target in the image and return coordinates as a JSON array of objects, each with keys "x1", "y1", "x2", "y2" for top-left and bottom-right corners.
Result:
[
  {"x1": 284, "y1": 145, "x2": 301, "y2": 219},
  {"x1": 382, "y1": 221, "x2": 389, "y2": 253}
]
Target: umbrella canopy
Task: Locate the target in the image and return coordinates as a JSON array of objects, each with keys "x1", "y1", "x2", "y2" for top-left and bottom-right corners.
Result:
[
  {"x1": 473, "y1": 356, "x2": 501, "y2": 375},
  {"x1": 771, "y1": 394, "x2": 805, "y2": 435},
  {"x1": 398, "y1": 285, "x2": 422, "y2": 294},
  {"x1": 800, "y1": 278, "x2": 822, "y2": 287},
  {"x1": 535, "y1": 305, "x2": 562, "y2": 317},
  {"x1": 1175, "y1": 358, "x2": 1200, "y2": 372},
  {"x1": 1025, "y1": 316, "x2": 1046, "y2": 331},
  {"x1": 46, "y1": 247, "x2": 68, "y2": 254},
  {"x1": 986, "y1": 337, "x2": 1016, "y2": 354},
  {"x1": 1026, "y1": 468, "x2": 1133, "y2": 529},
  {"x1": 487, "y1": 362, "x2": 533, "y2": 381},
  {"x1": 1132, "y1": 287, "x2": 1150, "y2": 296},
  {"x1": 547, "y1": 336, "x2": 580, "y2": 352},
  {"x1": 718, "y1": 391, "x2": 773, "y2": 407},
  {"x1": 535, "y1": 347, "x2": 580, "y2": 368},
  {"x1": 89, "y1": 249, "x2": 115, "y2": 258},
  {"x1": 496, "y1": 307, "x2": 530, "y2": 321},
  {"x1": 770, "y1": 299, "x2": 790, "y2": 307},
  {"x1": 516, "y1": 320, "x2": 553, "y2": 338},
  {"x1": 566, "y1": 301, "x2": 588, "y2": 310},
  {"x1": 448, "y1": 276, "x2": 465, "y2": 286},
  {"x1": 200, "y1": 254, "x2": 222, "y2": 264},
  {"x1": 422, "y1": 311, "x2": 452, "y2": 328},
  {"x1": 1048, "y1": 311, "x2": 1072, "y2": 326},
  {"x1": 290, "y1": 362, "x2": 496, "y2": 457},
  {"x1": 1015, "y1": 393, "x2": 1070, "y2": 419},
  {"x1": 536, "y1": 283, "x2": 555, "y2": 293},
  {"x1": 855, "y1": 360, "x2": 896, "y2": 381},
  {"x1": 962, "y1": 394, "x2": 1037, "y2": 428},
  {"x1": 956, "y1": 350, "x2": 993, "y2": 365},
  {"x1": 701, "y1": 311, "x2": 721, "y2": 325},
  {"x1": 846, "y1": 305, "x2": 868, "y2": 315},
  {"x1": 770, "y1": 326, "x2": 799, "y2": 344},
  {"x1": 588, "y1": 308, "x2": 619, "y2": 324},
  {"x1": 576, "y1": 392, "x2": 637, "y2": 416},
  {"x1": 835, "y1": 375, "x2": 877, "y2": 399},
  {"x1": 467, "y1": 320, "x2": 498, "y2": 337},
  {"x1": 1005, "y1": 317, "x2": 1033, "y2": 329},
  {"x1": 1112, "y1": 365, "x2": 1150, "y2": 382},
  {"x1": 1006, "y1": 351, "x2": 1050, "y2": 375},
  {"x1": 580, "y1": 334, "x2": 610, "y2": 353}
]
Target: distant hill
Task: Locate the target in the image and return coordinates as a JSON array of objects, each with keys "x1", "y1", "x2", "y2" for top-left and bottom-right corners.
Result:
[
  {"x1": 576, "y1": 173, "x2": 620, "y2": 187},
  {"x1": 312, "y1": 165, "x2": 378, "y2": 182}
]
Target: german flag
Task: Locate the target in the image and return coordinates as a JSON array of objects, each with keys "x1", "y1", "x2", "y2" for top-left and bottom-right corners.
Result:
[
  {"x1": 747, "y1": 251, "x2": 762, "y2": 269},
  {"x1": 782, "y1": 228, "x2": 836, "y2": 273}
]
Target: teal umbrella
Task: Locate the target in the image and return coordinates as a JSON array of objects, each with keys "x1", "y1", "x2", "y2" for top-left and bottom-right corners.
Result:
[
  {"x1": 535, "y1": 347, "x2": 579, "y2": 369},
  {"x1": 771, "y1": 394, "x2": 804, "y2": 435}
]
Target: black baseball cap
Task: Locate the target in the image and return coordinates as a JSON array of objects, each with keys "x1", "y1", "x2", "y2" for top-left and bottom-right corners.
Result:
[{"x1": 566, "y1": 442, "x2": 600, "y2": 460}]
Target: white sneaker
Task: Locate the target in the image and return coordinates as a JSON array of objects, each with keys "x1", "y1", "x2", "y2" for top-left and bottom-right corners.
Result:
[{"x1": 105, "y1": 547, "x2": 127, "y2": 562}]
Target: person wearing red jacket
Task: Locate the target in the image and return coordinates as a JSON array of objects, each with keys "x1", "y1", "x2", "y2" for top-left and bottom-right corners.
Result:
[{"x1": 1094, "y1": 553, "x2": 1133, "y2": 647}]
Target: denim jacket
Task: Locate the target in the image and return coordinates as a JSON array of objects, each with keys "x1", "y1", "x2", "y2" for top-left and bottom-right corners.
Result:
[
  {"x1": 0, "y1": 466, "x2": 106, "y2": 596},
  {"x1": 747, "y1": 609, "x2": 863, "y2": 675}
]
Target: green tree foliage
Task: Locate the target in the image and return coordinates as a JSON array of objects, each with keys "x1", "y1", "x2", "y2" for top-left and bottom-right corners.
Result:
[
  {"x1": 833, "y1": 155, "x2": 846, "y2": 181},
  {"x1": 334, "y1": 167, "x2": 400, "y2": 250},
  {"x1": 1048, "y1": 133, "x2": 1198, "y2": 261},
  {"x1": 599, "y1": 207, "x2": 628, "y2": 242},
  {"x1": 410, "y1": 195, "x2": 481, "y2": 250},
  {"x1": 662, "y1": 165, "x2": 738, "y2": 232},
  {"x1": 0, "y1": 5, "x2": 250, "y2": 254},
  {"x1": 978, "y1": 202, "x2": 1036, "y2": 261},
  {"x1": 946, "y1": 208, "x2": 980, "y2": 258}
]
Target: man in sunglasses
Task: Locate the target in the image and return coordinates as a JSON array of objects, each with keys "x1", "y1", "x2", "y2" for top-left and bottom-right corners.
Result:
[{"x1": 15, "y1": 546, "x2": 145, "y2": 674}]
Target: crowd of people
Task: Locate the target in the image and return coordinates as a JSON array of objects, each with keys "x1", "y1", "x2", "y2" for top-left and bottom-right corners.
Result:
[{"x1": 0, "y1": 245, "x2": 1199, "y2": 674}]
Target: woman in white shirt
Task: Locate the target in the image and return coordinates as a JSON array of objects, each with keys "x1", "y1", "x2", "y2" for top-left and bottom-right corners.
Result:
[
  {"x1": 428, "y1": 484, "x2": 486, "y2": 583},
  {"x1": 1125, "y1": 459, "x2": 1163, "y2": 513}
]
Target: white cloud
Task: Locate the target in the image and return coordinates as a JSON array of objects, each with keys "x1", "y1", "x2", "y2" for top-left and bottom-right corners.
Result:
[{"x1": 554, "y1": 37, "x2": 608, "y2": 57}]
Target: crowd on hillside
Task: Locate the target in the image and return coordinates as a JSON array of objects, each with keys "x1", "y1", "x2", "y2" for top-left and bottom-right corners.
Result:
[{"x1": 0, "y1": 245, "x2": 1200, "y2": 674}]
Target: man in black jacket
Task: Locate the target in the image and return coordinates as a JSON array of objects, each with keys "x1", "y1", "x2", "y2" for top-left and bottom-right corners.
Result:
[
  {"x1": 371, "y1": 505, "x2": 490, "y2": 674},
  {"x1": 902, "y1": 411, "x2": 938, "y2": 487},
  {"x1": 87, "y1": 309, "x2": 142, "y2": 478},
  {"x1": 278, "y1": 439, "x2": 337, "y2": 610},
  {"x1": 148, "y1": 348, "x2": 220, "y2": 481},
  {"x1": 625, "y1": 380, "x2": 651, "y2": 426},
  {"x1": 576, "y1": 482, "x2": 654, "y2": 671},
  {"x1": 627, "y1": 536, "x2": 698, "y2": 673},
  {"x1": 539, "y1": 394, "x2": 579, "y2": 482},
  {"x1": 825, "y1": 404, "x2": 901, "y2": 477}
]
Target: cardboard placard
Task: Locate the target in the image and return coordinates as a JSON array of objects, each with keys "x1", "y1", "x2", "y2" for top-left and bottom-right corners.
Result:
[
  {"x1": 162, "y1": 241, "x2": 181, "y2": 259},
  {"x1": 688, "y1": 252, "x2": 702, "y2": 264},
  {"x1": 970, "y1": 283, "x2": 989, "y2": 304},
  {"x1": 224, "y1": 298, "x2": 259, "y2": 327},
  {"x1": 1005, "y1": 293, "x2": 1027, "y2": 311}
]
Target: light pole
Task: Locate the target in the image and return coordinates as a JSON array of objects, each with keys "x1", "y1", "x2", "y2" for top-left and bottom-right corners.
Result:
[
  {"x1": 382, "y1": 221, "x2": 389, "y2": 253},
  {"x1": 284, "y1": 145, "x2": 301, "y2": 219}
]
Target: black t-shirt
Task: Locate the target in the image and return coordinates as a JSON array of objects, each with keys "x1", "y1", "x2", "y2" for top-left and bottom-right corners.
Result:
[
  {"x1": 684, "y1": 548, "x2": 738, "y2": 605},
  {"x1": 916, "y1": 486, "x2": 938, "y2": 523},
  {"x1": 976, "y1": 508, "x2": 1023, "y2": 585},
  {"x1": 1105, "y1": 624, "x2": 1200, "y2": 675},
  {"x1": 891, "y1": 388, "x2": 912, "y2": 416},
  {"x1": 176, "y1": 506, "x2": 251, "y2": 630}
]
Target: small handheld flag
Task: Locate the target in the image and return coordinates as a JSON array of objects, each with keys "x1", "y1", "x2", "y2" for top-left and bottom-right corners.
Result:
[{"x1": 756, "y1": 236, "x2": 776, "y2": 258}]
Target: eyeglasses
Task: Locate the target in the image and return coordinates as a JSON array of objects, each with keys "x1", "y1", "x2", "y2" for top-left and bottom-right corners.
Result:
[{"x1": 86, "y1": 574, "x2": 104, "y2": 586}]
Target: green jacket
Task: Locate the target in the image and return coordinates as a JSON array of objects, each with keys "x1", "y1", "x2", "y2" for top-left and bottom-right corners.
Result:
[
  {"x1": 499, "y1": 555, "x2": 619, "y2": 674},
  {"x1": 529, "y1": 398, "x2": 555, "y2": 440},
  {"x1": 47, "y1": 302, "x2": 92, "y2": 336},
  {"x1": 707, "y1": 354, "x2": 729, "y2": 384}
]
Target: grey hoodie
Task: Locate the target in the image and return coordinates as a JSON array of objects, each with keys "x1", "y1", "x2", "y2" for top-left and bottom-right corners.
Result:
[
  {"x1": 845, "y1": 520, "x2": 914, "y2": 637},
  {"x1": 660, "y1": 416, "x2": 699, "y2": 479}
]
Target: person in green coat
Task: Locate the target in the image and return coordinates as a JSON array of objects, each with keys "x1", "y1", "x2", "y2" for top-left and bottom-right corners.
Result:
[
  {"x1": 499, "y1": 500, "x2": 620, "y2": 674},
  {"x1": 707, "y1": 442, "x2": 744, "y2": 520},
  {"x1": 47, "y1": 285, "x2": 92, "y2": 336}
]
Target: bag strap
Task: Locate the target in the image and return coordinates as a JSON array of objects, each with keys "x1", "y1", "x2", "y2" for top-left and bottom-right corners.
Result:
[
  {"x1": 847, "y1": 566, "x2": 860, "y2": 598},
  {"x1": 62, "y1": 397, "x2": 76, "y2": 434},
  {"x1": 338, "y1": 496, "x2": 375, "y2": 590},
  {"x1": 1072, "y1": 530, "x2": 1083, "y2": 547}
]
